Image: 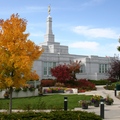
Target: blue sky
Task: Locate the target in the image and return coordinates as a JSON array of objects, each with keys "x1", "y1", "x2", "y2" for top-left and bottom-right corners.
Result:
[{"x1": 0, "y1": 0, "x2": 120, "y2": 57}]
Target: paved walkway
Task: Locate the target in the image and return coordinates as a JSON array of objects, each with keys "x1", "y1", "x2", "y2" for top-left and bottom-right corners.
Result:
[{"x1": 74, "y1": 86, "x2": 120, "y2": 120}]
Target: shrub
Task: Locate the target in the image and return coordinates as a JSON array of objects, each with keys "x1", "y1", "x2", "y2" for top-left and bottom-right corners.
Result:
[
  {"x1": 91, "y1": 95, "x2": 101, "y2": 104},
  {"x1": 64, "y1": 79, "x2": 96, "y2": 91},
  {"x1": 105, "y1": 95, "x2": 114, "y2": 105},
  {"x1": 55, "y1": 82, "x2": 65, "y2": 87},
  {"x1": 14, "y1": 87, "x2": 21, "y2": 92},
  {"x1": 44, "y1": 88, "x2": 52, "y2": 93},
  {"x1": 77, "y1": 79, "x2": 96, "y2": 91},
  {"x1": 107, "y1": 78, "x2": 117, "y2": 83},
  {"x1": 28, "y1": 85, "x2": 35, "y2": 92},
  {"x1": 78, "y1": 100, "x2": 89, "y2": 108},
  {"x1": 22, "y1": 86, "x2": 28, "y2": 92},
  {"x1": 3, "y1": 90, "x2": 9, "y2": 98},
  {"x1": 41, "y1": 79, "x2": 56, "y2": 87},
  {"x1": 65, "y1": 79, "x2": 78, "y2": 88},
  {"x1": 44, "y1": 87, "x2": 65, "y2": 93},
  {"x1": 104, "y1": 84, "x2": 115, "y2": 90}
]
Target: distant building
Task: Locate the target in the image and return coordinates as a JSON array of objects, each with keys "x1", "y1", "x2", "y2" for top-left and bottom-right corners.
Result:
[{"x1": 33, "y1": 8, "x2": 111, "y2": 81}]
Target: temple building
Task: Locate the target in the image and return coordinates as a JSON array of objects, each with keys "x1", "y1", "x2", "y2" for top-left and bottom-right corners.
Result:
[{"x1": 33, "y1": 7, "x2": 111, "y2": 81}]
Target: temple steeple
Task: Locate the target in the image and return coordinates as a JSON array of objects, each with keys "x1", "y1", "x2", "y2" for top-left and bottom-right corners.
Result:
[{"x1": 44, "y1": 6, "x2": 54, "y2": 42}]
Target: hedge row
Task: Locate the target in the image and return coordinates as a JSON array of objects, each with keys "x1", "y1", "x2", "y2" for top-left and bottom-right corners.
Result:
[
  {"x1": 0, "y1": 111, "x2": 102, "y2": 120},
  {"x1": 88, "y1": 79, "x2": 108, "y2": 85},
  {"x1": 88, "y1": 78, "x2": 118, "y2": 85}
]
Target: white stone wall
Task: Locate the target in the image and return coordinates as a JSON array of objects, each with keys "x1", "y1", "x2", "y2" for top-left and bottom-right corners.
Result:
[
  {"x1": 0, "y1": 89, "x2": 39, "y2": 99},
  {"x1": 34, "y1": 52, "x2": 110, "y2": 80}
]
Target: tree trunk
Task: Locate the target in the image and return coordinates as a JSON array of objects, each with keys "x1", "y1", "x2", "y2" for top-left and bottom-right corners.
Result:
[{"x1": 9, "y1": 87, "x2": 13, "y2": 114}]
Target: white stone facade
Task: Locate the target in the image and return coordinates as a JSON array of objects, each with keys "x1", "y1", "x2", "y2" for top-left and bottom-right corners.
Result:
[{"x1": 33, "y1": 11, "x2": 111, "y2": 81}]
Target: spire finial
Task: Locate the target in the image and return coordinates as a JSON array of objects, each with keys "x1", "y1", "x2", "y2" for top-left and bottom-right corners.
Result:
[{"x1": 48, "y1": 5, "x2": 51, "y2": 15}]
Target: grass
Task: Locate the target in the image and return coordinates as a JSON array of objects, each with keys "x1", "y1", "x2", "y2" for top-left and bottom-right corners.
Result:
[{"x1": 0, "y1": 94, "x2": 92, "y2": 110}]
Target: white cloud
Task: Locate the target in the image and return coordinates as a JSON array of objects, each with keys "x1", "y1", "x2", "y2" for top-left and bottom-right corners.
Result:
[
  {"x1": 68, "y1": 41, "x2": 120, "y2": 57},
  {"x1": 69, "y1": 41, "x2": 99, "y2": 50},
  {"x1": 72, "y1": 26, "x2": 120, "y2": 39}
]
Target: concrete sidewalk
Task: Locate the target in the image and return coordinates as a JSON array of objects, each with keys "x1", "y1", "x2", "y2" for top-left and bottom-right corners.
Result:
[{"x1": 75, "y1": 86, "x2": 120, "y2": 120}]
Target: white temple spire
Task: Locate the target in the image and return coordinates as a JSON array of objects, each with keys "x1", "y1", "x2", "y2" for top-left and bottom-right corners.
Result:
[{"x1": 44, "y1": 6, "x2": 54, "y2": 42}]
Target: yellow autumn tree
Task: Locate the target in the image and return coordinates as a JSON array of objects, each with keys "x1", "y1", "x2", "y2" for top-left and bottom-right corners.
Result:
[{"x1": 0, "y1": 14, "x2": 43, "y2": 113}]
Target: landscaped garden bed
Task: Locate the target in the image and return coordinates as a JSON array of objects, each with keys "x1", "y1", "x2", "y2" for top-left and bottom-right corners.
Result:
[
  {"x1": 41, "y1": 79, "x2": 96, "y2": 94},
  {"x1": 43, "y1": 87, "x2": 78, "y2": 94}
]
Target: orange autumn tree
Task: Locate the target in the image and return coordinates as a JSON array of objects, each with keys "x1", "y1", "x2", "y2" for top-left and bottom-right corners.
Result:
[{"x1": 0, "y1": 14, "x2": 43, "y2": 113}]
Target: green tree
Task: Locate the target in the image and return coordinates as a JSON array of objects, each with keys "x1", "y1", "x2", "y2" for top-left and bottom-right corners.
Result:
[{"x1": 0, "y1": 14, "x2": 43, "y2": 113}]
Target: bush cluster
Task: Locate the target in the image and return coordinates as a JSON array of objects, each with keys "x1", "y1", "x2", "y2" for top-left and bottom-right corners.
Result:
[
  {"x1": 107, "y1": 78, "x2": 118, "y2": 83},
  {"x1": 65, "y1": 79, "x2": 96, "y2": 91},
  {"x1": 41, "y1": 79, "x2": 56, "y2": 87},
  {"x1": 88, "y1": 78, "x2": 118, "y2": 86},
  {"x1": 41, "y1": 79, "x2": 96, "y2": 91},
  {"x1": 77, "y1": 79, "x2": 96, "y2": 91},
  {"x1": 0, "y1": 111, "x2": 102, "y2": 120},
  {"x1": 104, "y1": 84, "x2": 115, "y2": 90},
  {"x1": 88, "y1": 79, "x2": 108, "y2": 85}
]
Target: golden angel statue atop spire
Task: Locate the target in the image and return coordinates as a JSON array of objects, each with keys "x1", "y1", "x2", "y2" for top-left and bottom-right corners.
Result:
[{"x1": 48, "y1": 5, "x2": 51, "y2": 15}]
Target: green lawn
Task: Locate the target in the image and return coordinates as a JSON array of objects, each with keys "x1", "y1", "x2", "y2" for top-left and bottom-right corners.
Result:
[{"x1": 0, "y1": 94, "x2": 92, "y2": 110}]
